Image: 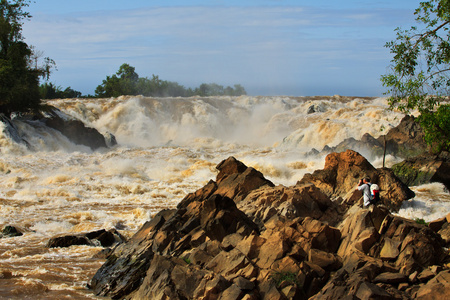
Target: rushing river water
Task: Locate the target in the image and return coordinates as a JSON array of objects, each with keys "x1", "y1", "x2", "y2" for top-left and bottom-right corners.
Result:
[{"x1": 0, "y1": 95, "x2": 449, "y2": 299}]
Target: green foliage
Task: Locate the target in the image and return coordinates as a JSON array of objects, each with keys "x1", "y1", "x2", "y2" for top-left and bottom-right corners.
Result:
[
  {"x1": 270, "y1": 271, "x2": 299, "y2": 287},
  {"x1": 182, "y1": 257, "x2": 191, "y2": 264},
  {"x1": 95, "y1": 63, "x2": 247, "y2": 98},
  {"x1": 0, "y1": 0, "x2": 54, "y2": 116},
  {"x1": 415, "y1": 218, "x2": 428, "y2": 225},
  {"x1": 39, "y1": 82, "x2": 82, "y2": 99},
  {"x1": 381, "y1": 0, "x2": 450, "y2": 152}
]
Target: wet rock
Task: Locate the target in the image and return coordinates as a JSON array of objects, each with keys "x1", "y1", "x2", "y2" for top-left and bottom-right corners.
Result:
[
  {"x1": 0, "y1": 114, "x2": 29, "y2": 147},
  {"x1": 392, "y1": 151, "x2": 450, "y2": 190},
  {"x1": 47, "y1": 229, "x2": 125, "y2": 248},
  {"x1": 1, "y1": 225, "x2": 23, "y2": 237},
  {"x1": 298, "y1": 149, "x2": 415, "y2": 211},
  {"x1": 329, "y1": 134, "x2": 384, "y2": 159},
  {"x1": 43, "y1": 107, "x2": 108, "y2": 150},
  {"x1": 47, "y1": 234, "x2": 92, "y2": 248},
  {"x1": 0, "y1": 269, "x2": 13, "y2": 279}
]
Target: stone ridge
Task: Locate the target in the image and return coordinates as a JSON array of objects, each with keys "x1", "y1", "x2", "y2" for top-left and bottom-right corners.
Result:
[{"x1": 89, "y1": 152, "x2": 450, "y2": 299}]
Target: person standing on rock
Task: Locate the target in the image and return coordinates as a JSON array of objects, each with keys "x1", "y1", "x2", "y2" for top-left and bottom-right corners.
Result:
[{"x1": 356, "y1": 177, "x2": 372, "y2": 207}]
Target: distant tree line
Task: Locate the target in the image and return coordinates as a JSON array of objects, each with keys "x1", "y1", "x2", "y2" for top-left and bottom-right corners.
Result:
[
  {"x1": 40, "y1": 63, "x2": 247, "y2": 99},
  {"x1": 1, "y1": 0, "x2": 245, "y2": 117},
  {"x1": 39, "y1": 82, "x2": 82, "y2": 99}
]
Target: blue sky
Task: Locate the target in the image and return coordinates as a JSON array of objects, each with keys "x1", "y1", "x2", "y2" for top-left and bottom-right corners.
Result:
[{"x1": 23, "y1": 0, "x2": 422, "y2": 96}]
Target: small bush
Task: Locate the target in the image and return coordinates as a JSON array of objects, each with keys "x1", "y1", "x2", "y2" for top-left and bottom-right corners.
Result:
[
  {"x1": 270, "y1": 271, "x2": 299, "y2": 287},
  {"x1": 183, "y1": 257, "x2": 191, "y2": 264},
  {"x1": 415, "y1": 218, "x2": 428, "y2": 225}
]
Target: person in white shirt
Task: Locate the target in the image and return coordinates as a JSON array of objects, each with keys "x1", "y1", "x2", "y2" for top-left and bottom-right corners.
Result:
[{"x1": 356, "y1": 177, "x2": 372, "y2": 207}]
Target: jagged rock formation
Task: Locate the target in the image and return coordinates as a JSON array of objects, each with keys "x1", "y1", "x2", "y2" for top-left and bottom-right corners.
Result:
[
  {"x1": 297, "y1": 149, "x2": 415, "y2": 211},
  {"x1": 89, "y1": 154, "x2": 449, "y2": 299}
]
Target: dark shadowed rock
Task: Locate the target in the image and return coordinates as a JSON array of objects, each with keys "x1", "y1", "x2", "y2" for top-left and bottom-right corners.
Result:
[
  {"x1": 90, "y1": 190, "x2": 259, "y2": 299},
  {"x1": 43, "y1": 108, "x2": 108, "y2": 150},
  {"x1": 0, "y1": 114, "x2": 29, "y2": 147},
  {"x1": 47, "y1": 228, "x2": 125, "y2": 248},
  {"x1": 47, "y1": 235, "x2": 92, "y2": 248},
  {"x1": 1, "y1": 225, "x2": 23, "y2": 237}
]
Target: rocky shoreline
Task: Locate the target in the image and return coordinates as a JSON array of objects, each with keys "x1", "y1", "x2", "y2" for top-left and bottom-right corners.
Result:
[{"x1": 87, "y1": 152, "x2": 450, "y2": 299}]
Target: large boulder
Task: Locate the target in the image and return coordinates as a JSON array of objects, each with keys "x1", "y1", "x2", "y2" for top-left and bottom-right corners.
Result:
[
  {"x1": 297, "y1": 149, "x2": 415, "y2": 211},
  {"x1": 392, "y1": 151, "x2": 450, "y2": 190},
  {"x1": 1, "y1": 225, "x2": 24, "y2": 238},
  {"x1": 47, "y1": 229, "x2": 125, "y2": 248},
  {"x1": 43, "y1": 108, "x2": 109, "y2": 150}
]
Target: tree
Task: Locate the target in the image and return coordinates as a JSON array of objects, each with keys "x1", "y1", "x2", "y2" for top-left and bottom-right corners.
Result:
[
  {"x1": 0, "y1": 0, "x2": 53, "y2": 116},
  {"x1": 95, "y1": 63, "x2": 247, "y2": 98},
  {"x1": 39, "y1": 82, "x2": 82, "y2": 99},
  {"x1": 95, "y1": 63, "x2": 139, "y2": 97},
  {"x1": 381, "y1": 0, "x2": 450, "y2": 152}
]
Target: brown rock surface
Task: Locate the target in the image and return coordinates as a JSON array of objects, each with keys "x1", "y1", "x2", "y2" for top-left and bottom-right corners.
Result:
[
  {"x1": 298, "y1": 149, "x2": 415, "y2": 211},
  {"x1": 88, "y1": 156, "x2": 450, "y2": 300}
]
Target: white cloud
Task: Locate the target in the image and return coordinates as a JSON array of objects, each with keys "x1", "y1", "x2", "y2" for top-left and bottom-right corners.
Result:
[{"x1": 22, "y1": 5, "x2": 417, "y2": 95}]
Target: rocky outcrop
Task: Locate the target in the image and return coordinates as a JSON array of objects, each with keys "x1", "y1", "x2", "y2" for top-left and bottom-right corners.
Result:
[
  {"x1": 297, "y1": 149, "x2": 415, "y2": 211},
  {"x1": 43, "y1": 108, "x2": 109, "y2": 150},
  {"x1": 1, "y1": 225, "x2": 24, "y2": 238},
  {"x1": 321, "y1": 115, "x2": 428, "y2": 159},
  {"x1": 311, "y1": 206, "x2": 448, "y2": 299},
  {"x1": 47, "y1": 229, "x2": 125, "y2": 248},
  {"x1": 324, "y1": 133, "x2": 385, "y2": 158},
  {"x1": 0, "y1": 114, "x2": 29, "y2": 147},
  {"x1": 89, "y1": 156, "x2": 450, "y2": 299},
  {"x1": 1, "y1": 108, "x2": 116, "y2": 150},
  {"x1": 380, "y1": 115, "x2": 428, "y2": 157},
  {"x1": 392, "y1": 151, "x2": 450, "y2": 190}
]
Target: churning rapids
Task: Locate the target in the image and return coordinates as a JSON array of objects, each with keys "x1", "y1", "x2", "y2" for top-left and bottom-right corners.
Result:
[{"x1": 0, "y1": 95, "x2": 449, "y2": 299}]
